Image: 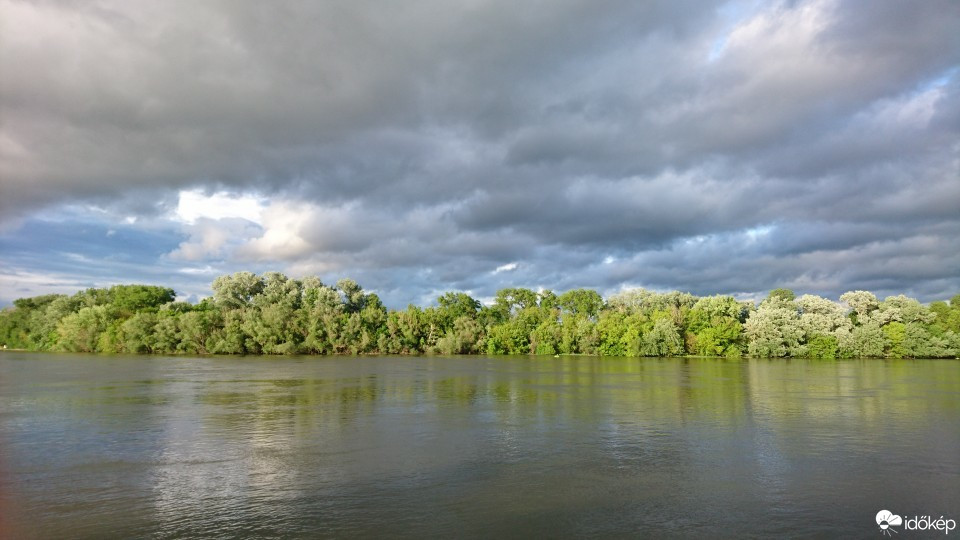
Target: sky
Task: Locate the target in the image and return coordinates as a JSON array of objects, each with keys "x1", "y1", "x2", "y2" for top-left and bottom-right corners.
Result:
[{"x1": 1, "y1": 0, "x2": 959, "y2": 308}]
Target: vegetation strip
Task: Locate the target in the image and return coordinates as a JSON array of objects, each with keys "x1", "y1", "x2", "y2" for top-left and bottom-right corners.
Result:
[{"x1": 1, "y1": 273, "x2": 958, "y2": 358}]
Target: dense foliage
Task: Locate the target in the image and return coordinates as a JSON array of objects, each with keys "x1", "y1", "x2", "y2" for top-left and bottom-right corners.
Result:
[{"x1": 2, "y1": 273, "x2": 958, "y2": 358}]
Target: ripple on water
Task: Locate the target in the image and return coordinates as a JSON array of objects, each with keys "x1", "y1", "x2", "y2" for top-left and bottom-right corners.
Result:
[{"x1": 1, "y1": 354, "x2": 958, "y2": 538}]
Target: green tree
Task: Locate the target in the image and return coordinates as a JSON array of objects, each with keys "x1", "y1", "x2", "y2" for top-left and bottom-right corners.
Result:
[
  {"x1": 558, "y1": 289, "x2": 604, "y2": 319},
  {"x1": 806, "y1": 334, "x2": 839, "y2": 359},
  {"x1": 840, "y1": 320, "x2": 885, "y2": 358},
  {"x1": 435, "y1": 292, "x2": 481, "y2": 331},
  {"x1": 336, "y1": 278, "x2": 367, "y2": 313},
  {"x1": 767, "y1": 288, "x2": 796, "y2": 302},
  {"x1": 122, "y1": 312, "x2": 158, "y2": 353},
  {"x1": 436, "y1": 316, "x2": 484, "y2": 354},
  {"x1": 206, "y1": 309, "x2": 248, "y2": 354},
  {"x1": 0, "y1": 306, "x2": 31, "y2": 349},
  {"x1": 559, "y1": 312, "x2": 598, "y2": 354},
  {"x1": 840, "y1": 290, "x2": 879, "y2": 323},
  {"x1": 179, "y1": 310, "x2": 217, "y2": 354},
  {"x1": 530, "y1": 319, "x2": 562, "y2": 355},
  {"x1": 638, "y1": 316, "x2": 682, "y2": 356},
  {"x1": 744, "y1": 297, "x2": 802, "y2": 357},
  {"x1": 56, "y1": 305, "x2": 115, "y2": 352},
  {"x1": 883, "y1": 322, "x2": 907, "y2": 358},
  {"x1": 212, "y1": 272, "x2": 265, "y2": 309},
  {"x1": 493, "y1": 288, "x2": 540, "y2": 320},
  {"x1": 109, "y1": 285, "x2": 175, "y2": 314},
  {"x1": 794, "y1": 294, "x2": 850, "y2": 358},
  {"x1": 153, "y1": 309, "x2": 181, "y2": 353}
]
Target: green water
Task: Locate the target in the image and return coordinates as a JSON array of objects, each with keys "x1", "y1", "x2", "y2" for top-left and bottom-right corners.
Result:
[{"x1": 1, "y1": 353, "x2": 958, "y2": 538}]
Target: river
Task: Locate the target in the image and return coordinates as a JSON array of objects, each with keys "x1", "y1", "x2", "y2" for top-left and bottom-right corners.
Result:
[{"x1": 1, "y1": 353, "x2": 957, "y2": 538}]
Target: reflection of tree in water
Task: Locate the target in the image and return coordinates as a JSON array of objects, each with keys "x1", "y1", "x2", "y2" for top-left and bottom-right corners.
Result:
[{"x1": 5, "y1": 353, "x2": 960, "y2": 538}]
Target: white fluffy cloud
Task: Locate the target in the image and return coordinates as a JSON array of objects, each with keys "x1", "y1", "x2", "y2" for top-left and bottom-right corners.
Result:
[{"x1": 174, "y1": 190, "x2": 265, "y2": 225}]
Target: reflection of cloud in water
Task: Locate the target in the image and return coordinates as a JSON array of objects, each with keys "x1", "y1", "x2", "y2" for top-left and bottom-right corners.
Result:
[{"x1": 7, "y1": 354, "x2": 954, "y2": 537}]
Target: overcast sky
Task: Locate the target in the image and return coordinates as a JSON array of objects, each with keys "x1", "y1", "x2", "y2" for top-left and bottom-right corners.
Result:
[{"x1": 1, "y1": 0, "x2": 958, "y2": 307}]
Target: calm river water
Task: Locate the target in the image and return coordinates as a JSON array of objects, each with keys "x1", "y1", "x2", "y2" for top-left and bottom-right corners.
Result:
[{"x1": 1, "y1": 353, "x2": 958, "y2": 538}]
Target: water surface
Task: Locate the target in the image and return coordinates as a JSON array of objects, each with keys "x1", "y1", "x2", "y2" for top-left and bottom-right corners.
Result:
[{"x1": 1, "y1": 353, "x2": 958, "y2": 538}]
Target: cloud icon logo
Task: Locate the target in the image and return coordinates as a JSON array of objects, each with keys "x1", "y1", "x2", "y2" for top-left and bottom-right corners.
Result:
[{"x1": 876, "y1": 510, "x2": 902, "y2": 536}]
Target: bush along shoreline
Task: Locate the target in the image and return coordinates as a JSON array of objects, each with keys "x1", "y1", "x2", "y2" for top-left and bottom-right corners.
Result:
[{"x1": 1, "y1": 273, "x2": 958, "y2": 358}]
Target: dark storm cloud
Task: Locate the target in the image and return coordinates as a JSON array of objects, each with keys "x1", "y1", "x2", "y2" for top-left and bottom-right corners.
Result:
[{"x1": 1, "y1": 0, "x2": 958, "y2": 305}]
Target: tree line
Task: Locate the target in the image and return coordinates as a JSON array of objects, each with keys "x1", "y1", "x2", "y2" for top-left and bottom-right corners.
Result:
[{"x1": 1, "y1": 272, "x2": 958, "y2": 358}]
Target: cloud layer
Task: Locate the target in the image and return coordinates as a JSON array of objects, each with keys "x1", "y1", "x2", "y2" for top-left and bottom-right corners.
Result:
[{"x1": 1, "y1": 0, "x2": 958, "y2": 306}]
